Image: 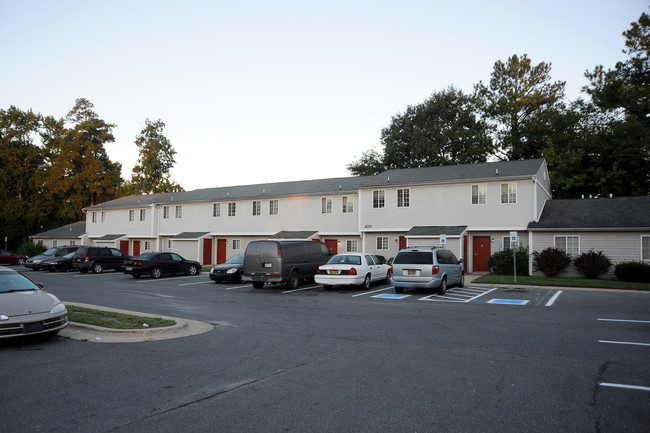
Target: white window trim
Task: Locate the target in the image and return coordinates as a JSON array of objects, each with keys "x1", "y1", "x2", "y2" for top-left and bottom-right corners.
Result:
[
  {"x1": 397, "y1": 188, "x2": 410, "y2": 208},
  {"x1": 641, "y1": 235, "x2": 650, "y2": 261},
  {"x1": 252, "y1": 200, "x2": 261, "y2": 216},
  {"x1": 501, "y1": 183, "x2": 517, "y2": 204},
  {"x1": 472, "y1": 184, "x2": 487, "y2": 205},
  {"x1": 213, "y1": 203, "x2": 221, "y2": 217},
  {"x1": 269, "y1": 199, "x2": 279, "y2": 216},
  {"x1": 373, "y1": 190, "x2": 385, "y2": 209},
  {"x1": 376, "y1": 236, "x2": 389, "y2": 250},
  {"x1": 554, "y1": 235, "x2": 580, "y2": 258},
  {"x1": 322, "y1": 197, "x2": 332, "y2": 214}
]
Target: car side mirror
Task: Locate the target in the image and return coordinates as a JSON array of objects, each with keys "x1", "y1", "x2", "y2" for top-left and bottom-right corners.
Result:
[{"x1": 37, "y1": 282, "x2": 44, "y2": 289}]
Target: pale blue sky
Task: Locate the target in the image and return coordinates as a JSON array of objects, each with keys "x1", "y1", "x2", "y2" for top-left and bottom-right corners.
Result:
[{"x1": 1, "y1": 0, "x2": 646, "y2": 190}]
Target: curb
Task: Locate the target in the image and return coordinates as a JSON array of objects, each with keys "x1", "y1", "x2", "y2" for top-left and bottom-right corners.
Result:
[{"x1": 59, "y1": 302, "x2": 214, "y2": 343}]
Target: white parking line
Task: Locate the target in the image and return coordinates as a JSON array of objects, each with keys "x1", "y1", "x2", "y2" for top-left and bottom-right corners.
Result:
[
  {"x1": 283, "y1": 284, "x2": 320, "y2": 294},
  {"x1": 225, "y1": 284, "x2": 253, "y2": 290},
  {"x1": 600, "y1": 382, "x2": 650, "y2": 392},
  {"x1": 545, "y1": 290, "x2": 563, "y2": 306},
  {"x1": 136, "y1": 275, "x2": 201, "y2": 284},
  {"x1": 352, "y1": 287, "x2": 393, "y2": 297},
  {"x1": 178, "y1": 280, "x2": 214, "y2": 287},
  {"x1": 599, "y1": 340, "x2": 650, "y2": 347},
  {"x1": 598, "y1": 318, "x2": 650, "y2": 324},
  {"x1": 420, "y1": 287, "x2": 497, "y2": 303}
]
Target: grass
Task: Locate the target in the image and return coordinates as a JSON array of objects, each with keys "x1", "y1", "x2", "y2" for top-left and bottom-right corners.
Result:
[
  {"x1": 66, "y1": 305, "x2": 176, "y2": 329},
  {"x1": 472, "y1": 274, "x2": 650, "y2": 291}
]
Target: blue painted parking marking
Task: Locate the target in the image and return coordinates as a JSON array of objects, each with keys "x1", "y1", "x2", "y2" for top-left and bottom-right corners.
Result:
[
  {"x1": 374, "y1": 294, "x2": 411, "y2": 300},
  {"x1": 488, "y1": 299, "x2": 529, "y2": 305}
]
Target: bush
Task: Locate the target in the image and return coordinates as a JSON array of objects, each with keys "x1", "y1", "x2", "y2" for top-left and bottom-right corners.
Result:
[
  {"x1": 533, "y1": 247, "x2": 571, "y2": 277},
  {"x1": 16, "y1": 239, "x2": 46, "y2": 257},
  {"x1": 488, "y1": 245, "x2": 529, "y2": 276},
  {"x1": 573, "y1": 250, "x2": 612, "y2": 279},
  {"x1": 615, "y1": 261, "x2": 650, "y2": 283}
]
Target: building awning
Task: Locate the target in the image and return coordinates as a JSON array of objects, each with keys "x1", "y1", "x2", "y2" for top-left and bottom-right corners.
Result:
[
  {"x1": 405, "y1": 226, "x2": 467, "y2": 237},
  {"x1": 269, "y1": 231, "x2": 319, "y2": 240},
  {"x1": 171, "y1": 232, "x2": 210, "y2": 240},
  {"x1": 93, "y1": 234, "x2": 127, "y2": 241}
]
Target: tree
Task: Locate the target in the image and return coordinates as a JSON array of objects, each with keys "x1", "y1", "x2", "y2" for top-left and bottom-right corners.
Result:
[
  {"x1": 474, "y1": 54, "x2": 566, "y2": 160},
  {"x1": 582, "y1": 8, "x2": 650, "y2": 195},
  {"x1": 47, "y1": 98, "x2": 123, "y2": 220},
  {"x1": 127, "y1": 119, "x2": 182, "y2": 194},
  {"x1": 347, "y1": 86, "x2": 493, "y2": 174}
]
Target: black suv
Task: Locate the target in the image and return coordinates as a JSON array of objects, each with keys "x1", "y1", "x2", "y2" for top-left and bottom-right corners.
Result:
[{"x1": 72, "y1": 246, "x2": 129, "y2": 273}]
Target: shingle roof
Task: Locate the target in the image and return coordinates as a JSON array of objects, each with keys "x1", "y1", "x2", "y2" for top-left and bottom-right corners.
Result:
[
  {"x1": 171, "y1": 232, "x2": 210, "y2": 239},
  {"x1": 528, "y1": 196, "x2": 650, "y2": 230},
  {"x1": 86, "y1": 159, "x2": 546, "y2": 210},
  {"x1": 405, "y1": 226, "x2": 468, "y2": 236},
  {"x1": 269, "y1": 231, "x2": 319, "y2": 239},
  {"x1": 31, "y1": 221, "x2": 86, "y2": 239},
  {"x1": 94, "y1": 234, "x2": 126, "y2": 241}
]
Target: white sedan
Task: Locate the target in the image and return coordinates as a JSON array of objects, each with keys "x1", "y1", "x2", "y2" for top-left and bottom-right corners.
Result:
[{"x1": 315, "y1": 253, "x2": 391, "y2": 290}]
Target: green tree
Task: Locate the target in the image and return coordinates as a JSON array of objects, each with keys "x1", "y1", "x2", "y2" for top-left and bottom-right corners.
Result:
[
  {"x1": 127, "y1": 119, "x2": 182, "y2": 194},
  {"x1": 347, "y1": 86, "x2": 492, "y2": 174},
  {"x1": 582, "y1": 8, "x2": 650, "y2": 195},
  {"x1": 48, "y1": 98, "x2": 123, "y2": 220},
  {"x1": 474, "y1": 54, "x2": 566, "y2": 160}
]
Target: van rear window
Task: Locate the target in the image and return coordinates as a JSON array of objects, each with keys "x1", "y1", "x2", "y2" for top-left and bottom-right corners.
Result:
[{"x1": 393, "y1": 251, "x2": 433, "y2": 265}]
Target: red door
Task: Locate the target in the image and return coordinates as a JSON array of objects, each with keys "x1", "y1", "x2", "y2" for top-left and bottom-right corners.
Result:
[
  {"x1": 133, "y1": 241, "x2": 141, "y2": 256},
  {"x1": 216, "y1": 239, "x2": 227, "y2": 264},
  {"x1": 398, "y1": 236, "x2": 407, "y2": 251},
  {"x1": 119, "y1": 240, "x2": 129, "y2": 255},
  {"x1": 203, "y1": 238, "x2": 212, "y2": 265},
  {"x1": 324, "y1": 239, "x2": 338, "y2": 255},
  {"x1": 472, "y1": 236, "x2": 491, "y2": 272}
]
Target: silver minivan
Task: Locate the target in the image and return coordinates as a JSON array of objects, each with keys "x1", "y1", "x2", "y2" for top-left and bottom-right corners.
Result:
[
  {"x1": 391, "y1": 247, "x2": 464, "y2": 294},
  {"x1": 242, "y1": 240, "x2": 332, "y2": 290}
]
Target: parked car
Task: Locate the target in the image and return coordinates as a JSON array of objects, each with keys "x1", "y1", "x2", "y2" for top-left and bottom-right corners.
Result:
[
  {"x1": 40, "y1": 252, "x2": 76, "y2": 272},
  {"x1": 122, "y1": 252, "x2": 201, "y2": 279},
  {"x1": 242, "y1": 240, "x2": 332, "y2": 290},
  {"x1": 209, "y1": 254, "x2": 245, "y2": 283},
  {"x1": 72, "y1": 246, "x2": 128, "y2": 273},
  {"x1": 0, "y1": 250, "x2": 28, "y2": 266},
  {"x1": 0, "y1": 266, "x2": 68, "y2": 339},
  {"x1": 315, "y1": 253, "x2": 391, "y2": 290},
  {"x1": 391, "y1": 247, "x2": 464, "y2": 294},
  {"x1": 25, "y1": 246, "x2": 80, "y2": 270}
]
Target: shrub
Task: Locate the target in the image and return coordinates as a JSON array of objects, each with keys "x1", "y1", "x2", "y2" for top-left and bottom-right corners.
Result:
[
  {"x1": 615, "y1": 261, "x2": 650, "y2": 283},
  {"x1": 573, "y1": 250, "x2": 612, "y2": 279},
  {"x1": 16, "y1": 239, "x2": 46, "y2": 257},
  {"x1": 488, "y1": 245, "x2": 529, "y2": 276},
  {"x1": 533, "y1": 247, "x2": 571, "y2": 277}
]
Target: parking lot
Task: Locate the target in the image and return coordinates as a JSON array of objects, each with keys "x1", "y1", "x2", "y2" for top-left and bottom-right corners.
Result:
[{"x1": 2, "y1": 268, "x2": 649, "y2": 433}]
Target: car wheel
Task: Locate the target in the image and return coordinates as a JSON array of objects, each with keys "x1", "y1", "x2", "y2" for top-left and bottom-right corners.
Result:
[
  {"x1": 237, "y1": 272, "x2": 243, "y2": 284},
  {"x1": 17, "y1": 258, "x2": 25, "y2": 265},
  {"x1": 151, "y1": 267, "x2": 162, "y2": 279},
  {"x1": 252, "y1": 281, "x2": 264, "y2": 289},
  {"x1": 287, "y1": 271, "x2": 300, "y2": 290},
  {"x1": 360, "y1": 274, "x2": 371, "y2": 290},
  {"x1": 188, "y1": 265, "x2": 198, "y2": 276},
  {"x1": 438, "y1": 278, "x2": 447, "y2": 295},
  {"x1": 395, "y1": 286, "x2": 404, "y2": 294},
  {"x1": 458, "y1": 273, "x2": 465, "y2": 288},
  {"x1": 384, "y1": 271, "x2": 391, "y2": 284},
  {"x1": 92, "y1": 263, "x2": 103, "y2": 274}
]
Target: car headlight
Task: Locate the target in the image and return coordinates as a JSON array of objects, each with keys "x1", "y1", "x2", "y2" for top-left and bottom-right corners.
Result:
[
  {"x1": 50, "y1": 303, "x2": 67, "y2": 315},
  {"x1": 0, "y1": 314, "x2": 9, "y2": 321},
  {"x1": 227, "y1": 268, "x2": 238, "y2": 274}
]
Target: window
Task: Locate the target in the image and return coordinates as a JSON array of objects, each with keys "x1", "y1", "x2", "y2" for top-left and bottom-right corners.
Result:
[
  {"x1": 213, "y1": 203, "x2": 221, "y2": 217},
  {"x1": 373, "y1": 190, "x2": 385, "y2": 208},
  {"x1": 376, "y1": 236, "x2": 389, "y2": 250},
  {"x1": 101, "y1": 211, "x2": 106, "y2": 223},
  {"x1": 503, "y1": 236, "x2": 512, "y2": 250},
  {"x1": 472, "y1": 184, "x2": 487, "y2": 205},
  {"x1": 91, "y1": 212, "x2": 97, "y2": 223},
  {"x1": 397, "y1": 189, "x2": 410, "y2": 207},
  {"x1": 252, "y1": 201, "x2": 261, "y2": 216},
  {"x1": 346, "y1": 240, "x2": 358, "y2": 252},
  {"x1": 232, "y1": 239, "x2": 241, "y2": 250},
  {"x1": 140, "y1": 209, "x2": 146, "y2": 221},
  {"x1": 342, "y1": 196, "x2": 354, "y2": 213},
  {"x1": 501, "y1": 183, "x2": 517, "y2": 204},
  {"x1": 144, "y1": 241, "x2": 151, "y2": 251},
  {"x1": 163, "y1": 206, "x2": 170, "y2": 219},
  {"x1": 70, "y1": 240, "x2": 76, "y2": 246},
  {"x1": 129, "y1": 209, "x2": 135, "y2": 222},
  {"x1": 642, "y1": 236, "x2": 650, "y2": 261},
  {"x1": 175, "y1": 205, "x2": 182, "y2": 218},
  {"x1": 269, "y1": 199, "x2": 279, "y2": 216},
  {"x1": 321, "y1": 197, "x2": 332, "y2": 214},
  {"x1": 228, "y1": 202, "x2": 236, "y2": 217},
  {"x1": 555, "y1": 236, "x2": 579, "y2": 258}
]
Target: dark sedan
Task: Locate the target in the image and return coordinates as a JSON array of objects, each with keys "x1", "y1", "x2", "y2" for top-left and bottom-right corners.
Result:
[
  {"x1": 40, "y1": 252, "x2": 76, "y2": 272},
  {"x1": 121, "y1": 252, "x2": 201, "y2": 279},
  {"x1": 0, "y1": 250, "x2": 28, "y2": 266},
  {"x1": 209, "y1": 254, "x2": 244, "y2": 283}
]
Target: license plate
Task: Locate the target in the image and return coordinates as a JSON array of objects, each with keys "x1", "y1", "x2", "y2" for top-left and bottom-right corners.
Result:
[
  {"x1": 126, "y1": 267, "x2": 133, "y2": 271},
  {"x1": 407, "y1": 269, "x2": 417, "y2": 275},
  {"x1": 24, "y1": 322, "x2": 44, "y2": 334},
  {"x1": 263, "y1": 263, "x2": 272, "y2": 268},
  {"x1": 330, "y1": 270, "x2": 339, "y2": 275}
]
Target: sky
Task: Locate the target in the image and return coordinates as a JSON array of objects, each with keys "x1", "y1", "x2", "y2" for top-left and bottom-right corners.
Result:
[{"x1": 1, "y1": 0, "x2": 647, "y2": 191}]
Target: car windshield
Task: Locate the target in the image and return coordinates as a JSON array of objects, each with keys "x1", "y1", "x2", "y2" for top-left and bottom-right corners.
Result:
[
  {"x1": 42, "y1": 248, "x2": 58, "y2": 256},
  {"x1": 137, "y1": 253, "x2": 157, "y2": 260},
  {"x1": 62, "y1": 252, "x2": 76, "y2": 259},
  {"x1": 327, "y1": 255, "x2": 361, "y2": 265},
  {"x1": 393, "y1": 251, "x2": 434, "y2": 265},
  {"x1": 225, "y1": 255, "x2": 244, "y2": 264},
  {"x1": 0, "y1": 272, "x2": 40, "y2": 293}
]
